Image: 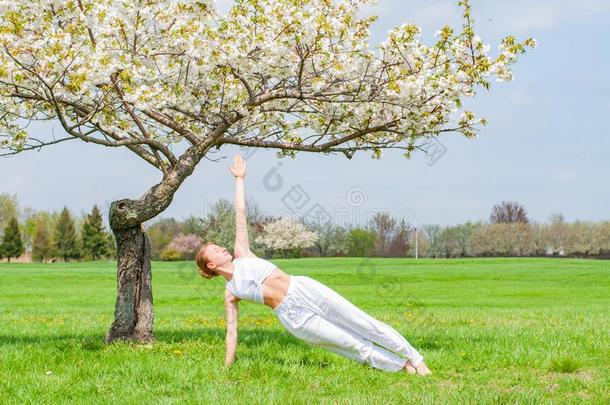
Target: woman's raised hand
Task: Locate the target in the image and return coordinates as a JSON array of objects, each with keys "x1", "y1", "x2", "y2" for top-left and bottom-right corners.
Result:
[{"x1": 228, "y1": 153, "x2": 247, "y2": 178}]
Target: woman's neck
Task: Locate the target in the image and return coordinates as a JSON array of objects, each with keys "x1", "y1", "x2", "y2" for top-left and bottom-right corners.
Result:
[{"x1": 216, "y1": 261, "x2": 235, "y2": 281}]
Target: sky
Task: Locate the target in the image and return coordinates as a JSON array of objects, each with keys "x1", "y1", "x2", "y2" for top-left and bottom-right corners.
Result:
[{"x1": 1, "y1": 0, "x2": 609, "y2": 228}]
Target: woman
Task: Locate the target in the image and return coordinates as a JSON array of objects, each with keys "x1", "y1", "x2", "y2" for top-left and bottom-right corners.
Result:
[{"x1": 195, "y1": 154, "x2": 431, "y2": 375}]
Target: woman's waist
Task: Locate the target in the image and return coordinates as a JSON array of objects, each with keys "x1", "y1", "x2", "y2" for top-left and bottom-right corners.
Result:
[
  {"x1": 261, "y1": 267, "x2": 291, "y2": 288},
  {"x1": 271, "y1": 275, "x2": 320, "y2": 315}
]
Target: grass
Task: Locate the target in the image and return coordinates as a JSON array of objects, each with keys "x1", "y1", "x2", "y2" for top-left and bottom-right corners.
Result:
[{"x1": 0, "y1": 257, "x2": 608, "y2": 404}]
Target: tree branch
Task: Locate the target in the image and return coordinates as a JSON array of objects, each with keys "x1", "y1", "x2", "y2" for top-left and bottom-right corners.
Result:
[
  {"x1": 110, "y1": 72, "x2": 174, "y2": 173},
  {"x1": 0, "y1": 136, "x2": 75, "y2": 157}
]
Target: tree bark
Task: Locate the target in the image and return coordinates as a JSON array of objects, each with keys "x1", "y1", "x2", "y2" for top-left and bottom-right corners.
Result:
[{"x1": 105, "y1": 221, "x2": 154, "y2": 343}]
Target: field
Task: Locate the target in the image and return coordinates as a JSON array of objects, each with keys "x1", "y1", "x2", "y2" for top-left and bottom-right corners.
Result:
[{"x1": 0, "y1": 258, "x2": 608, "y2": 404}]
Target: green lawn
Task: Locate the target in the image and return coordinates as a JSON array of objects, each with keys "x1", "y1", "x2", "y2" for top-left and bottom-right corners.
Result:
[{"x1": 0, "y1": 258, "x2": 608, "y2": 404}]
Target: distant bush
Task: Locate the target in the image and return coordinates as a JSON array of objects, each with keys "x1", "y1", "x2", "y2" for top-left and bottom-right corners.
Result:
[
  {"x1": 160, "y1": 233, "x2": 203, "y2": 261},
  {"x1": 160, "y1": 247, "x2": 183, "y2": 261}
]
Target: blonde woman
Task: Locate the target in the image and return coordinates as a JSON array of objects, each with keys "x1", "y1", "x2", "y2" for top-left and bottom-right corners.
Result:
[{"x1": 196, "y1": 154, "x2": 431, "y2": 375}]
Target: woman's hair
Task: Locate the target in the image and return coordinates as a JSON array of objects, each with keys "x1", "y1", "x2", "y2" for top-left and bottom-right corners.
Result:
[{"x1": 196, "y1": 242, "x2": 218, "y2": 279}]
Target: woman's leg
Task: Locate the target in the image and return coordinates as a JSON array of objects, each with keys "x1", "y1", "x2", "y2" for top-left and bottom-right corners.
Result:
[
  {"x1": 299, "y1": 276, "x2": 425, "y2": 366},
  {"x1": 291, "y1": 311, "x2": 409, "y2": 372}
]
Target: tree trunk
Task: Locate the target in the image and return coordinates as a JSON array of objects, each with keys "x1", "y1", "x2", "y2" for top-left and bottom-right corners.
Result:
[
  {"x1": 105, "y1": 221, "x2": 154, "y2": 343},
  {"x1": 103, "y1": 137, "x2": 217, "y2": 344}
]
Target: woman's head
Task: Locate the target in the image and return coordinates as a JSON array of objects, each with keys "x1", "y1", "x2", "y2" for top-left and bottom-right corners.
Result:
[{"x1": 196, "y1": 242, "x2": 233, "y2": 279}]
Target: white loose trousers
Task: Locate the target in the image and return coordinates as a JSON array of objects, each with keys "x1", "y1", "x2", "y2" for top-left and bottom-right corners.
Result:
[{"x1": 272, "y1": 275, "x2": 424, "y2": 372}]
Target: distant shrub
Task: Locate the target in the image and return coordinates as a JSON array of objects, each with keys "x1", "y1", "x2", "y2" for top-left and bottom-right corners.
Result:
[
  {"x1": 165, "y1": 233, "x2": 203, "y2": 260},
  {"x1": 160, "y1": 247, "x2": 183, "y2": 261}
]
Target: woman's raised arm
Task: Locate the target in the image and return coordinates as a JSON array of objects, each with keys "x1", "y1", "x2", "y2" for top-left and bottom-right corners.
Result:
[{"x1": 229, "y1": 154, "x2": 253, "y2": 257}]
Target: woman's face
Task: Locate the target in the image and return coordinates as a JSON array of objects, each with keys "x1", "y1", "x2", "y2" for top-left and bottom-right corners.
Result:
[{"x1": 204, "y1": 243, "x2": 232, "y2": 269}]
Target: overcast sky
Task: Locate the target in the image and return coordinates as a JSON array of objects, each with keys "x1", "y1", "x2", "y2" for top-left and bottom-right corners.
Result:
[{"x1": 1, "y1": 0, "x2": 609, "y2": 228}]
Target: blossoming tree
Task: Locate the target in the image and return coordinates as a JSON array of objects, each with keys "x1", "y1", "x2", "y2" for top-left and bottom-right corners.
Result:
[
  {"x1": 256, "y1": 217, "x2": 319, "y2": 258},
  {"x1": 0, "y1": 0, "x2": 534, "y2": 343}
]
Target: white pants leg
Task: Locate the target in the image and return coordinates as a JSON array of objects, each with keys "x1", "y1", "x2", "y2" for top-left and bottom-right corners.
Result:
[{"x1": 273, "y1": 275, "x2": 424, "y2": 372}]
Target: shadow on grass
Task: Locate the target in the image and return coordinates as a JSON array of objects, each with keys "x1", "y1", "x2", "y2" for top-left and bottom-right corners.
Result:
[
  {"x1": 0, "y1": 333, "x2": 105, "y2": 347},
  {"x1": 0, "y1": 327, "x2": 308, "y2": 351},
  {"x1": 155, "y1": 327, "x2": 306, "y2": 348}
]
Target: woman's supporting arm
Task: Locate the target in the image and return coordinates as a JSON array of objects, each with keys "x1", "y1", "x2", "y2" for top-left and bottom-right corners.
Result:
[{"x1": 224, "y1": 289, "x2": 239, "y2": 367}]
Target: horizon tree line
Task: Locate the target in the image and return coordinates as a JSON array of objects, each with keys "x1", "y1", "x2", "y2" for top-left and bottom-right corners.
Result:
[
  {"x1": 3, "y1": 195, "x2": 609, "y2": 262},
  {"x1": 0, "y1": 194, "x2": 115, "y2": 262}
]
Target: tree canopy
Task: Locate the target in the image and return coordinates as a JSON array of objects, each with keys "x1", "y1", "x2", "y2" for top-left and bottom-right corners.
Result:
[{"x1": 0, "y1": 0, "x2": 535, "y2": 167}]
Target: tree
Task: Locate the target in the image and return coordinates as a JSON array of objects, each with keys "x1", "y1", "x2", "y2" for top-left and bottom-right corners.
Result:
[
  {"x1": 181, "y1": 214, "x2": 206, "y2": 236},
  {"x1": 54, "y1": 207, "x2": 81, "y2": 261},
  {"x1": 32, "y1": 215, "x2": 52, "y2": 262},
  {"x1": 200, "y1": 199, "x2": 239, "y2": 253},
  {"x1": 22, "y1": 208, "x2": 44, "y2": 255},
  {"x1": 367, "y1": 212, "x2": 412, "y2": 257},
  {"x1": 105, "y1": 231, "x2": 117, "y2": 260},
  {"x1": 0, "y1": 0, "x2": 534, "y2": 343},
  {"x1": 421, "y1": 224, "x2": 442, "y2": 258},
  {"x1": 304, "y1": 220, "x2": 350, "y2": 257},
  {"x1": 146, "y1": 217, "x2": 184, "y2": 260},
  {"x1": 255, "y1": 217, "x2": 318, "y2": 258},
  {"x1": 199, "y1": 198, "x2": 267, "y2": 256},
  {"x1": 526, "y1": 222, "x2": 549, "y2": 257},
  {"x1": 596, "y1": 222, "x2": 610, "y2": 257},
  {"x1": 387, "y1": 219, "x2": 412, "y2": 257},
  {"x1": 81, "y1": 205, "x2": 110, "y2": 260},
  {"x1": 569, "y1": 221, "x2": 598, "y2": 257},
  {"x1": 369, "y1": 212, "x2": 396, "y2": 257},
  {"x1": 347, "y1": 227, "x2": 376, "y2": 257},
  {"x1": 0, "y1": 193, "x2": 19, "y2": 238},
  {"x1": 547, "y1": 213, "x2": 570, "y2": 255},
  {"x1": 1, "y1": 216, "x2": 23, "y2": 261},
  {"x1": 490, "y1": 201, "x2": 529, "y2": 224},
  {"x1": 436, "y1": 222, "x2": 480, "y2": 258},
  {"x1": 468, "y1": 222, "x2": 532, "y2": 257}
]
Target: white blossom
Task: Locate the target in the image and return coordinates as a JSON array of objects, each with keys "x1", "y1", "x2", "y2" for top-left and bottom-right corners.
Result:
[
  {"x1": 0, "y1": 0, "x2": 534, "y2": 160},
  {"x1": 255, "y1": 217, "x2": 318, "y2": 250}
]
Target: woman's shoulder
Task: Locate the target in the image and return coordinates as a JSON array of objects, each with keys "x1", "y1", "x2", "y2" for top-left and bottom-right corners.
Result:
[
  {"x1": 234, "y1": 251, "x2": 258, "y2": 260},
  {"x1": 234, "y1": 255, "x2": 277, "y2": 269}
]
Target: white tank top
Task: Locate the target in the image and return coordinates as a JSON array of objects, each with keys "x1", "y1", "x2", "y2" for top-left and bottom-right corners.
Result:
[{"x1": 225, "y1": 257, "x2": 278, "y2": 304}]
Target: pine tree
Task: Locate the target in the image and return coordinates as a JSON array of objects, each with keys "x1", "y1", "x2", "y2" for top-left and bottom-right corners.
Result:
[
  {"x1": 32, "y1": 219, "x2": 52, "y2": 262},
  {"x1": 1, "y1": 216, "x2": 24, "y2": 262},
  {"x1": 81, "y1": 205, "x2": 109, "y2": 260},
  {"x1": 54, "y1": 207, "x2": 80, "y2": 261}
]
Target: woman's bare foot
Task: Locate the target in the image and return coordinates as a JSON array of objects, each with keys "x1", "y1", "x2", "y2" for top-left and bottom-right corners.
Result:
[
  {"x1": 404, "y1": 360, "x2": 431, "y2": 376},
  {"x1": 403, "y1": 361, "x2": 417, "y2": 374}
]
